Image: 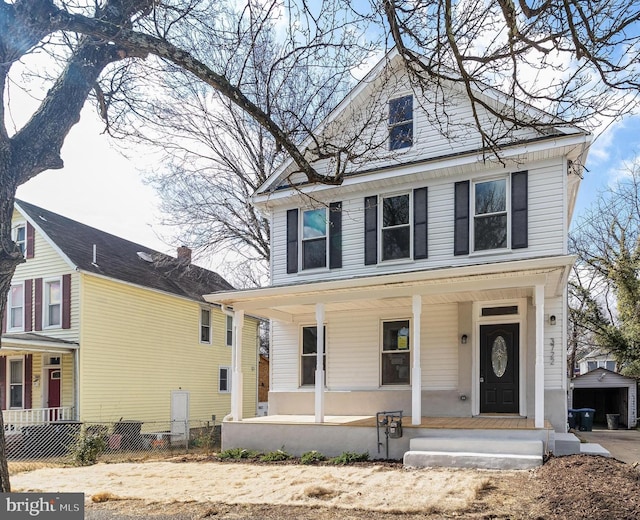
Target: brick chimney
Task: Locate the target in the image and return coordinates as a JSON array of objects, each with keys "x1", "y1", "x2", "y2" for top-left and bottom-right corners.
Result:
[{"x1": 177, "y1": 246, "x2": 192, "y2": 264}]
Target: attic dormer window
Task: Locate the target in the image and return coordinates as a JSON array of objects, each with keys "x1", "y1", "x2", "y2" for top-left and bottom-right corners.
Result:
[{"x1": 389, "y1": 95, "x2": 413, "y2": 150}]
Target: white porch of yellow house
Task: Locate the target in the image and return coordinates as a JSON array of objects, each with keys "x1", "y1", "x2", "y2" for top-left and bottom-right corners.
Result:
[
  {"x1": 1, "y1": 333, "x2": 78, "y2": 431},
  {"x1": 206, "y1": 256, "x2": 573, "y2": 462}
]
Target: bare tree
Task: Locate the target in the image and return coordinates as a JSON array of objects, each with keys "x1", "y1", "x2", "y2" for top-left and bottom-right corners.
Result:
[
  {"x1": 569, "y1": 161, "x2": 640, "y2": 376},
  {"x1": 380, "y1": 0, "x2": 640, "y2": 155}
]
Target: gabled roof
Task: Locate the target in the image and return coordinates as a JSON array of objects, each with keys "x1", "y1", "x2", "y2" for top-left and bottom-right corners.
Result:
[
  {"x1": 255, "y1": 49, "x2": 590, "y2": 198},
  {"x1": 572, "y1": 367, "x2": 637, "y2": 383},
  {"x1": 15, "y1": 199, "x2": 233, "y2": 302}
]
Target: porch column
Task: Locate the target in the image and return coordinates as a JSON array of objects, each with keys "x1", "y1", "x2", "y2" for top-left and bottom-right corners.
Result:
[
  {"x1": 315, "y1": 303, "x2": 325, "y2": 423},
  {"x1": 534, "y1": 285, "x2": 545, "y2": 428},
  {"x1": 232, "y1": 310, "x2": 245, "y2": 421},
  {"x1": 412, "y1": 295, "x2": 422, "y2": 425}
]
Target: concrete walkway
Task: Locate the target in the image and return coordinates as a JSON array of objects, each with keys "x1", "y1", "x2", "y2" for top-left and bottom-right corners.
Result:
[{"x1": 576, "y1": 427, "x2": 640, "y2": 464}]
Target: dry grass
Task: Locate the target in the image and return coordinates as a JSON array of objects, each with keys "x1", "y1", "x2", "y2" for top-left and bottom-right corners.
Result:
[{"x1": 91, "y1": 492, "x2": 124, "y2": 503}]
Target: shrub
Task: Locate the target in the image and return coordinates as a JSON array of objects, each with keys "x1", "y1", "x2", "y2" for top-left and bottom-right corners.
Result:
[
  {"x1": 218, "y1": 448, "x2": 260, "y2": 460},
  {"x1": 70, "y1": 430, "x2": 107, "y2": 466},
  {"x1": 329, "y1": 451, "x2": 369, "y2": 465},
  {"x1": 300, "y1": 450, "x2": 326, "y2": 464},
  {"x1": 260, "y1": 449, "x2": 292, "y2": 462}
]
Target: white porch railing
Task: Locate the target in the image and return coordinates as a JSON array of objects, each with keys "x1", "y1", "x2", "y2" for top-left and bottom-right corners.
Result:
[{"x1": 3, "y1": 407, "x2": 74, "y2": 432}]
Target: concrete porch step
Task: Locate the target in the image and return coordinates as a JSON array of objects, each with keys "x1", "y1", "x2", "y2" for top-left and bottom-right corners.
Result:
[
  {"x1": 580, "y1": 443, "x2": 611, "y2": 457},
  {"x1": 553, "y1": 433, "x2": 581, "y2": 456},
  {"x1": 403, "y1": 437, "x2": 544, "y2": 470}
]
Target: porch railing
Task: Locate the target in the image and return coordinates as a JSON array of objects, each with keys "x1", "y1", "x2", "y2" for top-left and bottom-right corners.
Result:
[{"x1": 3, "y1": 407, "x2": 74, "y2": 432}]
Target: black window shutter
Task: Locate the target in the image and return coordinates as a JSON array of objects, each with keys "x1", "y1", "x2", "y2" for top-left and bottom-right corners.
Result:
[
  {"x1": 364, "y1": 196, "x2": 378, "y2": 265},
  {"x1": 329, "y1": 202, "x2": 342, "y2": 269},
  {"x1": 286, "y1": 209, "x2": 299, "y2": 273},
  {"x1": 454, "y1": 181, "x2": 470, "y2": 255},
  {"x1": 511, "y1": 171, "x2": 528, "y2": 249},
  {"x1": 413, "y1": 187, "x2": 428, "y2": 259}
]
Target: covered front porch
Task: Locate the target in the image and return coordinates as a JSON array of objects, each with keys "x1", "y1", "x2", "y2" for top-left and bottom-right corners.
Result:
[
  {"x1": 207, "y1": 256, "x2": 573, "y2": 462},
  {"x1": 0, "y1": 333, "x2": 78, "y2": 431}
]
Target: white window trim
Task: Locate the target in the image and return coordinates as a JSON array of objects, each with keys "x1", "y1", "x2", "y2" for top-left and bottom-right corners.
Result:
[
  {"x1": 7, "y1": 356, "x2": 25, "y2": 410},
  {"x1": 43, "y1": 276, "x2": 62, "y2": 329},
  {"x1": 299, "y1": 324, "x2": 327, "y2": 388},
  {"x1": 471, "y1": 175, "x2": 511, "y2": 254},
  {"x1": 12, "y1": 221, "x2": 27, "y2": 256},
  {"x1": 7, "y1": 282, "x2": 25, "y2": 333},
  {"x1": 380, "y1": 318, "x2": 412, "y2": 387},
  {"x1": 199, "y1": 307, "x2": 212, "y2": 344},
  {"x1": 300, "y1": 207, "x2": 329, "y2": 272},
  {"x1": 379, "y1": 192, "x2": 413, "y2": 263},
  {"x1": 218, "y1": 366, "x2": 231, "y2": 393}
]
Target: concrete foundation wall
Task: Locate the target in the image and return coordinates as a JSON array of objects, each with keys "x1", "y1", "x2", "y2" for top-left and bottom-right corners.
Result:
[{"x1": 222, "y1": 421, "x2": 555, "y2": 460}]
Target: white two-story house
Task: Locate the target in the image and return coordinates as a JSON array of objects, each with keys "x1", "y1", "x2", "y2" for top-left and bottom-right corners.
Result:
[{"x1": 206, "y1": 51, "x2": 591, "y2": 465}]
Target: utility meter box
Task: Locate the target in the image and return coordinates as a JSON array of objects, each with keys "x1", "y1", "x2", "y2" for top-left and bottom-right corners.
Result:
[{"x1": 388, "y1": 419, "x2": 403, "y2": 438}]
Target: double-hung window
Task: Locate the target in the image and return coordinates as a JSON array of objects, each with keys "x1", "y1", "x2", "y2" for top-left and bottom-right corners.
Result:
[
  {"x1": 13, "y1": 223, "x2": 26, "y2": 256},
  {"x1": 301, "y1": 326, "x2": 326, "y2": 386},
  {"x1": 226, "y1": 315, "x2": 233, "y2": 346},
  {"x1": 302, "y1": 208, "x2": 327, "y2": 270},
  {"x1": 44, "y1": 278, "x2": 61, "y2": 328},
  {"x1": 9, "y1": 358, "x2": 24, "y2": 409},
  {"x1": 389, "y1": 95, "x2": 413, "y2": 150},
  {"x1": 8, "y1": 284, "x2": 24, "y2": 331},
  {"x1": 381, "y1": 320, "x2": 410, "y2": 385},
  {"x1": 219, "y1": 367, "x2": 231, "y2": 393},
  {"x1": 473, "y1": 178, "x2": 508, "y2": 251},
  {"x1": 200, "y1": 308, "x2": 211, "y2": 344},
  {"x1": 381, "y1": 193, "x2": 411, "y2": 261}
]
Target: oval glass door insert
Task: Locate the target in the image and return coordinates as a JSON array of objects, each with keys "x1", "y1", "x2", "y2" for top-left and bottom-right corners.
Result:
[{"x1": 491, "y1": 336, "x2": 508, "y2": 378}]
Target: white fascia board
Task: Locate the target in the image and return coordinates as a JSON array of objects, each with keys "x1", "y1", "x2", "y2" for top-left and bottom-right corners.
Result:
[
  {"x1": 253, "y1": 133, "x2": 591, "y2": 206},
  {"x1": 14, "y1": 201, "x2": 78, "y2": 271},
  {"x1": 205, "y1": 255, "x2": 577, "y2": 306}
]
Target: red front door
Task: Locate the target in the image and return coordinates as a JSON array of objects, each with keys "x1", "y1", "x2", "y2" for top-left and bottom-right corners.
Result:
[{"x1": 47, "y1": 369, "x2": 61, "y2": 420}]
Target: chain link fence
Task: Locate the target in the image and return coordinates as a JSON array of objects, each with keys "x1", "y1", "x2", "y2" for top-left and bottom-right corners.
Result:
[{"x1": 5, "y1": 419, "x2": 220, "y2": 471}]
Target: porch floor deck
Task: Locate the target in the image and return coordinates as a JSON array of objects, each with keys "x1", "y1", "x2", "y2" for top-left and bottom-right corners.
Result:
[{"x1": 241, "y1": 414, "x2": 553, "y2": 430}]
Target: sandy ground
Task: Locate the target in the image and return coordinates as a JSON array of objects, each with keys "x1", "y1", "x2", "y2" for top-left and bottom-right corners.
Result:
[{"x1": 11, "y1": 460, "x2": 502, "y2": 513}]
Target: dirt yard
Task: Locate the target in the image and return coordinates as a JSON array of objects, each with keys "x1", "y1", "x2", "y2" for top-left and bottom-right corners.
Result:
[{"x1": 10, "y1": 454, "x2": 640, "y2": 519}]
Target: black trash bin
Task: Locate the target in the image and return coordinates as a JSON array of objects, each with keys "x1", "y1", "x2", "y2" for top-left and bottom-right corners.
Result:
[
  {"x1": 568, "y1": 409, "x2": 580, "y2": 430},
  {"x1": 113, "y1": 420, "x2": 144, "y2": 450},
  {"x1": 606, "y1": 413, "x2": 620, "y2": 430},
  {"x1": 578, "y1": 408, "x2": 595, "y2": 431}
]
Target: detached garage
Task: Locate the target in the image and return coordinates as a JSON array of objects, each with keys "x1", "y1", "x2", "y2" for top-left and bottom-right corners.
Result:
[{"x1": 569, "y1": 368, "x2": 637, "y2": 429}]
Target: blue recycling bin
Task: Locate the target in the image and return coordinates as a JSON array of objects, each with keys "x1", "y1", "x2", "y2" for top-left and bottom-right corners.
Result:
[
  {"x1": 568, "y1": 409, "x2": 580, "y2": 430},
  {"x1": 577, "y1": 408, "x2": 595, "y2": 431}
]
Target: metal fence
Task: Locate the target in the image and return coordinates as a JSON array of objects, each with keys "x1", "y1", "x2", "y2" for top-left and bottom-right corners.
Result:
[{"x1": 4, "y1": 419, "x2": 220, "y2": 467}]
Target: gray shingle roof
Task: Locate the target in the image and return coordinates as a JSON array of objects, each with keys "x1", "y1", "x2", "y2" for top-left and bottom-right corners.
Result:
[{"x1": 16, "y1": 199, "x2": 234, "y2": 302}]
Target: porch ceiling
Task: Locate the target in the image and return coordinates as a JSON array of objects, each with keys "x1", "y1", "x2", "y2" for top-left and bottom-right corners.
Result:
[{"x1": 206, "y1": 255, "x2": 575, "y2": 321}]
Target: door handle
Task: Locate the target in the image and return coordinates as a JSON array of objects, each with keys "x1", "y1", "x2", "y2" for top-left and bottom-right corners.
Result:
[{"x1": 479, "y1": 377, "x2": 484, "y2": 383}]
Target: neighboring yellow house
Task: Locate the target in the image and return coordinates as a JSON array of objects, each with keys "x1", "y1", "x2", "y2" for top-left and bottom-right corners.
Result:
[{"x1": 1, "y1": 199, "x2": 258, "y2": 434}]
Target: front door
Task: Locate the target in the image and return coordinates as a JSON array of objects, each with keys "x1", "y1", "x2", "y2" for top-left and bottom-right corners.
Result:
[
  {"x1": 480, "y1": 323, "x2": 519, "y2": 414},
  {"x1": 47, "y1": 368, "x2": 61, "y2": 421}
]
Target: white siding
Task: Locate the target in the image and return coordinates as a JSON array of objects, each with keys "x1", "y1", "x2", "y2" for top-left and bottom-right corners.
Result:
[
  {"x1": 272, "y1": 304, "x2": 458, "y2": 391},
  {"x1": 271, "y1": 158, "x2": 566, "y2": 286},
  {"x1": 422, "y1": 304, "x2": 458, "y2": 390},
  {"x1": 544, "y1": 297, "x2": 565, "y2": 389}
]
